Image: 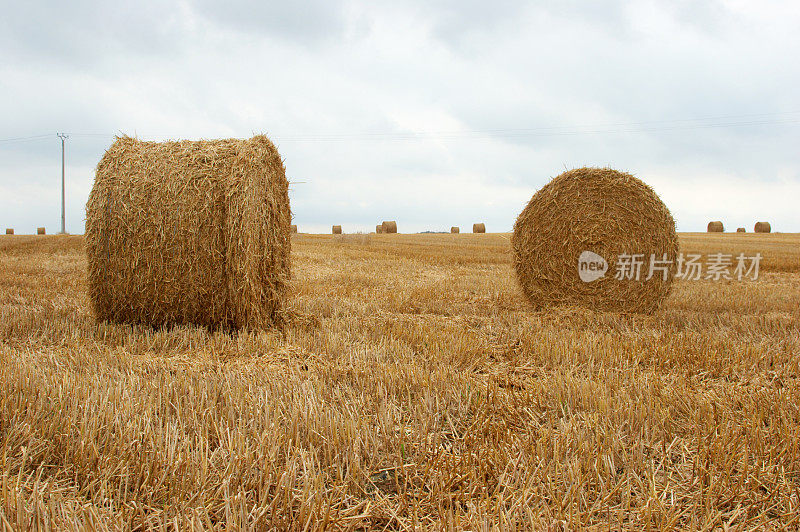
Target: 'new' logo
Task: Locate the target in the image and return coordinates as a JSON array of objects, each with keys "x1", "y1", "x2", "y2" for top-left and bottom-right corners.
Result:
[{"x1": 578, "y1": 251, "x2": 607, "y2": 282}]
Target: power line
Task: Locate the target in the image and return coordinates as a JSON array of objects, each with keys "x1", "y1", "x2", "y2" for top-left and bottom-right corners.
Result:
[
  {"x1": 273, "y1": 114, "x2": 800, "y2": 142},
  {"x1": 1, "y1": 109, "x2": 799, "y2": 145},
  {"x1": 0, "y1": 134, "x2": 55, "y2": 144}
]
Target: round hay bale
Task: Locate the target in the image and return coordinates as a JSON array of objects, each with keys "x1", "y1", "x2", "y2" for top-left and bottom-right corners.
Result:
[
  {"x1": 472, "y1": 223, "x2": 486, "y2": 233},
  {"x1": 381, "y1": 221, "x2": 397, "y2": 234},
  {"x1": 736, "y1": 227, "x2": 746, "y2": 233},
  {"x1": 754, "y1": 221, "x2": 771, "y2": 233},
  {"x1": 85, "y1": 135, "x2": 291, "y2": 330},
  {"x1": 512, "y1": 167, "x2": 678, "y2": 314},
  {"x1": 451, "y1": 226, "x2": 460, "y2": 234},
  {"x1": 332, "y1": 225, "x2": 342, "y2": 234},
  {"x1": 376, "y1": 224, "x2": 383, "y2": 234},
  {"x1": 707, "y1": 221, "x2": 724, "y2": 233},
  {"x1": 37, "y1": 227, "x2": 46, "y2": 235},
  {"x1": 5, "y1": 228, "x2": 13, "y2": 235},
  {"x1": 291, "y1": 224, "x2": 298, "y2": 233}
]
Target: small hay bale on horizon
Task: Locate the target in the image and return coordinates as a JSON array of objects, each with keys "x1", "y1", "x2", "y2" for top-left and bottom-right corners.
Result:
[
  {"x1": 5, "y1": 228, "x2": 13, "y2": 235},
  {"x1": 736, "y1": 227, "x2": 746, "y2": 233},
  {"x1": 472, "y1": 223, "x2": 485, "y2": 233},
  {"x1": 382, "y1": 220, "x2": 397, "y2": 234},
  {"x1": 707, "y1": 221, "x2": 724, "y2": 233},
  {"x1": 291, "y1": 224, "x2": 298, "y2": 233},
  {"x1": 332, "y1": 225, "x2": 342, "y2": 234},
  {"x1": 85, "y1": 135, "x2": 291, "y2": 330},
  {"x1": 37, "y1": 227, "x2": 46, "y2": 235},
  {"x1": 754, "y1": 221, "x2": 771, "y2": 233},
  {"x1": 512, "y1": 167, "x2": 678, "y2": 314},
  {"x1": 376, "y1": 224, "x2": 383, "y2": 234},
  {"x1": 451, "y1": 226, "x2": 459, "y2": 233}
]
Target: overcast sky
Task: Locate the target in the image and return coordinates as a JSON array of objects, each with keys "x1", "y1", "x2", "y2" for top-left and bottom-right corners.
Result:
[{"x1": 1, "y1": 0, "x2": 798, "y2": 234}]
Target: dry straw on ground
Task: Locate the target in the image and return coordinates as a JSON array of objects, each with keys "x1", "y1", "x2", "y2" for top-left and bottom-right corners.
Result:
[
  {"x1": 755, "y1": 221, "x2": 772, "y2": 233},
  {"x1": 334, "y1": 233, "x2": 371, "y2": 245},
  {"x1": 332, "y1": 225, "x2": 342, "y2": 234},
  {"x1": 4, "y1": 229, "x2": 12, "y2": 235},
  {"x1": 708, "y1": 221, "x2": 724, "y2": 232},
  {"x1": 451, "y1": 226, "x2": 459, "y2": 234},
  {"x1": 512, "y1": 167, "x2": 678, "y2": 314},
  {"x1": 2, "y1": 234, "x2": 800, "y2": 528},
  {"x1": 473, "y1": 223, "x2": 486, "y2": 233},
  {"x1": 376, "y1": 224, "x2": 383, "y2": 234},
  {"x1": 291, "y1": 225, "x2": 298, "y2": 233},
  {"x1": 85, "y1": 135, "x2": 291, "y2": 330},
  {"x1": 737, "y1": 227, "x2": 746, "y2": 233},
  {"x1": 381, "y1": 221, "x2": 397, "y2": 234},
  {"x1": 37, "y1": 227, "x2": 45, "y2": 235}
]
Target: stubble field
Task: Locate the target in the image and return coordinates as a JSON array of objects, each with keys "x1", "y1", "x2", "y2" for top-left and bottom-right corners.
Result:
[{"x1": 1, "y1": 232, "x2": 799, "y2": 530}]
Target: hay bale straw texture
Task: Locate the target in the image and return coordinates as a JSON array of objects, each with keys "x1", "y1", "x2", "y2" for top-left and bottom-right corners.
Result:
[
  {"x1": 37, "y1": 227, "x2": 46, "y2": 235},
  {"x1": 737, "y1": 227, "x2": 746, "y2": 233},
  {"x1": 332, "y1": 225, "x2": 342, "y2": 234},
  {"x1": 754, "y1": 221, "x2": 771, "y2": 233},
  {"x1": 291, "y1": 224, "x2": 298, "y2": 233},
  {"x1": 85, "y1": 135, "x2": 291, "y2": 330},
  {"x1": 5, "y1": 228, "x2": 12, "y2": 235},
  {"x1": 381, "y1": 221, "x2": 397, "y2": 234},
  {"x1": 707, "y1": 221, "x2": 724, "y2": 233},
  {"x1": 472, "y1": 223, "x2": 486, "y2": 233},
  {"x1": 376, "y1": 224, "x2": 383, "y2": 234},
  {"x1": 451, "y1": 226, "x2": 459, "y2": 234},
  {"x1": 512, "y1": 167, "x2": 678, "y2": 314}
]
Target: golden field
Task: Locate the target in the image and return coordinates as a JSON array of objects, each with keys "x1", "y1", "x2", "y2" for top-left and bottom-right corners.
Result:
[{"x1": 1, "y1": 232, "x2": 799, "y2": 530}]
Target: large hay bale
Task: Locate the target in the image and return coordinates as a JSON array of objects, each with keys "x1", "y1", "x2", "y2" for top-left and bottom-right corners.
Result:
[
  {"x1": 332, "y1": 225, "x2": 342, "y2": 234},
  {"x1": 451, "y1": 226, "x2": 459, "y2": 234},
  {"x1": 707, "y1": 221, "x2": 724, "y2": 233},
  {"x1": 5, "y1": 228, "x2": 12, "y2": 235},
  {"x1": 291, "y1": 224, "x2": 298, "y2": 233},
  {"x1": 381, "y1": 221, "x2": 397, "y2": 234},
  {"x1": 754, "y1": 221, "x2": 771, "y2": 233},
  {"x1": 512, "y1": 167, "x2": 678, "y2": 314},
  {"x1": 472, "y1": 223, "x2": 486, "y2": 233},
  {"x1": 37, "y1": 227, "x2": 46, "y2": 235},
  {"x1": 736, "y1": 227, "x2": 746, "y2": 233},
  {"x1": 376, "y1": 224, "x2": 383, "y2": 234},
  {"x1": 85, "y1": 135, "x2": 291, "y2": 330}
]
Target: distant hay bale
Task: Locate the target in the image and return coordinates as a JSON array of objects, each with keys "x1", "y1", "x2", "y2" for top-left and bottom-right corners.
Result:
[
  {"x1": 736, "y1": 227, "x2": 746, "y2": 233},
  {"x1": 381, "y1": 221, "x2": 397, "y2": 234},
  {"x1": 5, "y1": 228, "x2": 12, "y2": 235},
  {"x1": 85, "y1": 135, "x2": 291, "y2": 330},
  {"x1": 291, "y1": 224, "x2": 298, "y2": 233},
  {"x1": 451, "y1": 226, "x2": 459, "y2": 234},
  {"x1": 754, "y1": 221, "x2": 771, "y2": 233},
  {"x1": 332, "y1": 225, "x2": 342, "y2": 234},
  {"x1": 472, "y1": 223, "x2": 485, "y2": 233},
  {"x1": 512, "y1": 167, "x2": 678, "y2": 314},
  {"x1": 376, "y1": 224, "x2": 383, "y2": 234},
  {"x1": 707, "y1": 221, "x2": 724, "y2": 233},
  {"x1": 37, "y1": 227, "x2": 46, "y2": 235}
]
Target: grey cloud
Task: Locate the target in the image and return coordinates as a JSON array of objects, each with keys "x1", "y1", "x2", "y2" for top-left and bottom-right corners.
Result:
[
  {"x1": 189, "y1": 0, "x2": 346, "y2": 44},
  {"x1": 409, "y1": 0, "x2": 632, "y2": 52},
  {"x1": 0, "y1": 0, "x2": 189, "y2": 68}
]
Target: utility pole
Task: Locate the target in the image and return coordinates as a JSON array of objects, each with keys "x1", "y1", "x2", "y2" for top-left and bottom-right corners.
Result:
[{"x1": 57, "y1": 133, "x2": 68, "y2": 234}]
